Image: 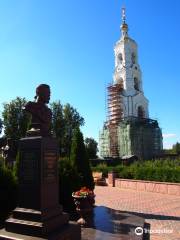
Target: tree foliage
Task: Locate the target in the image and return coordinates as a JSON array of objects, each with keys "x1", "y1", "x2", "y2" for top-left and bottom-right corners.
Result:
[
  {"x1": 50, "y1": 101, "x2": 64, "y2": 152},
  {"x1": 2, "y1": 97, "x2": 30, "y2": 140},
  {"x1": 92, "y1": 158, "x2": 180, "y2": 183},
  {"x1": 70, "y1": 127, "x2": 94, "y2": 190},
  {"x1": 63, "y1": 103, "x2": 84, "y2": 129},
  {"x1": 2, "y1": 97, "x2": 85, "y2": 159},
  {"x1": 172, "y1": 142, "x2": 180, "y2": 154},
  {"x1": 58, "y1": 159, "x2": 82, "y2": 213},
  {"x1": 164, "y1": 142, "x2": 180, "y2": 155},
  {"x1": 51, "y1": 102, "x2": 84, "y2": 157},
  {"x1": 63, "y1": 103, "x2": 85, "y2": 156},
  {"x1": 0, "y1": 118, "x2": 2, "y2": 135},
  {"x1": 85, "y1": 137, "x2": 98, "y2": 159}
]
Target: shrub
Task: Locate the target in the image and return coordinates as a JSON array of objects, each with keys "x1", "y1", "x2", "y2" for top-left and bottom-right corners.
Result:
[
  {"x1": 0, "y1": 166, "x2": 17, "y2": 222},
  {"x1": 0, "y1": 156, "x2": 4, "y2": 168},
  {"x1": 118, "y1": 167, "x2": 134, "y2": 179},
  {"x1": 91, "y1": 158, "x2": 180, "y2": 183},
  {"x1": 70, "y1": 127, "x2": 94, "y2": 190},
  {"x1": 120, "y1": 159, "x2": 180, "y2": 183},
  {"x1": 58, "y1": 159, "x2": 82, "y2": 213},
  {"x1": 91, "y1": 163, "x2": 112, "y2": 177}
]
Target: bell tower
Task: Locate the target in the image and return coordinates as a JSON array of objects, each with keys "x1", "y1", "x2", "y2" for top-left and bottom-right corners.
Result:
[
  {"x1": 113, "y1": 7, "x2": 149, "y2": 118},
  {"x1": 99, "y1": 7, "x2": 163, "y2": 159}
]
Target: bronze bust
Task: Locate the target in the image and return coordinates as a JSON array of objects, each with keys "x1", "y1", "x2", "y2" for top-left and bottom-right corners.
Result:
[{"x1": 25, "y1": 84, "x2": 52, "y2": 137}]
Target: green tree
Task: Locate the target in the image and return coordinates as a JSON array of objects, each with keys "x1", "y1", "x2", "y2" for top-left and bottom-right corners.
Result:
[
  {"x1": 63, "y1": 103, "x2": 84, "y2": 129},
  {"x1": 50, "y1": 101, "x2": 65, "y2": 154},
  {"x1": 85, "y1": 137, "x2": 98, "y2": 159},
  {"x1": 2, "y1": 97, "x2": 30, "y2": 140},
  {"x1": 58, "y1": 159, "x2": 82, "y2": 212},
  {"x1": 63, "y1": 104, "x2": 84, "y2": 157},
  {"x1": 50, "y1": 102, "x2": 84, "y2": 157},
  {"x1": 70, "y1": 127, "x2": 94, "y2": 190},
  {"x1": 172, "y1": 142, "x2": 180, "y2": 154},
  {"x1": 0, "y1": 118, "x2": 2, "y2": 135}
]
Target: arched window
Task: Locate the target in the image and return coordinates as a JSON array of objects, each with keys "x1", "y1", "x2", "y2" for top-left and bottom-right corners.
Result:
[
  {"x1": 138, "y1": 106, "x2": 145, "y2": 118},
  {"x1": 118, "y1": 53, "x2": 123, "y2": 64},
  {"x1": 134, "y1": 77, "x2": 140, "y2": 91},
  {"x1": 131, "y1": 52, "x2": 136, "y2": 64}
]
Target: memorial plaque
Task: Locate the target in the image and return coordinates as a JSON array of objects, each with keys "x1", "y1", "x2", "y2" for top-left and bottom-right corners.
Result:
[
  {"x1": 44, "y1": 150, "x2": 57, "y2": 182},
  {"x1": 20, "y1": 151, "x2": 38, "y2": 183}
]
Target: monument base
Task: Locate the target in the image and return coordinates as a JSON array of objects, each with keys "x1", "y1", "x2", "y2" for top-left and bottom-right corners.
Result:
[
  {"x1": 5, "y1": 207, "x2": 69, "y2": 237},
  {"x1": 0, "y1": 136, "x2": 81, "y2": 239},
  {"x1": 0, "y1": 221, "x2": 81, "y2": 240}
]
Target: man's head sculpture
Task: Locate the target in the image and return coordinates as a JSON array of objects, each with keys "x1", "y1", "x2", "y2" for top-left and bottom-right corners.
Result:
[
  {"x1": 35, "y1": 84, "x2": 51, "y2": 104},
  {"x1": 25, "y1": 84, "x2": 52, "y2": 137}
]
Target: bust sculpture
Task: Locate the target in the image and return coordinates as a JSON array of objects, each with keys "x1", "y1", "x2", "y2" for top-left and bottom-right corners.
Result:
[{"x1": 25, "y1": 84, "x2": 52, "y2": 137}]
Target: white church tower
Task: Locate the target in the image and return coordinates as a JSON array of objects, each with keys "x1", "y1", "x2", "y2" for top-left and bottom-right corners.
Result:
[
  {"x1": 113, "y1": 8, "x2": 149, "y2": 119},
  {"x1": 99, "y1": 8, "x2": 162, "y2": 159}
]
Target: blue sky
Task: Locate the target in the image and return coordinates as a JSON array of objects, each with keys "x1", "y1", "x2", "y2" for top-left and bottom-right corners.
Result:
[{"x1": 0, "y1": 0, "x2": 179, "y2": 149}]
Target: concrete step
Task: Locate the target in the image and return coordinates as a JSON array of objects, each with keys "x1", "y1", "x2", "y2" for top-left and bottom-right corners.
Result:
[
  {"x1": 5, "y1": 218, "x2": 43, "y2": 237},
  {"x1": 13, "y1": 208, "x2": 41, "y2": 222}
]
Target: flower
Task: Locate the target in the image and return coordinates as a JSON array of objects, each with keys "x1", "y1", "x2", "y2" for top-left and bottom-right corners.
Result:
[{"x1": 72, "y1": 186, "x2": 95, "y2": 198}]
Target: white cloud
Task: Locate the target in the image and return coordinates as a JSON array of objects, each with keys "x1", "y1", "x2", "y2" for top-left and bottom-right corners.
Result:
[
  {"x1": 163, "y1": 142, "x2": 173, "y2": 149},
  {"x1": 162, "y1": 133, "x2": 176, "y2": 139}
]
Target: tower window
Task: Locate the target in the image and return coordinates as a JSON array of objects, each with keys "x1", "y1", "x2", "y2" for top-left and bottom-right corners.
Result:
[
  {"x1": 118, "y1": 53, "x2": 123, "y2": 64},
  {"x1": 134, "y1": 77, "x2": 139, "y2": 91},
  {"x1": 138, "y1": 106, "x2": 145, "y2": 118},
  {"x1": 131, "y1": 52, "x2": 136, "y2": 64}
]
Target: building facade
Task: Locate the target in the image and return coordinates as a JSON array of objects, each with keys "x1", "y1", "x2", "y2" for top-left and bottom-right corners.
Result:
[{"x1": 99, "y1": 8, "x2": 163, "y2": 159}]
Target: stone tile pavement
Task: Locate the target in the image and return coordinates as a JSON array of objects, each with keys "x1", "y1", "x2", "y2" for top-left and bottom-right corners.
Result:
[{"x1": 94, "y1": 186, "x2": 180, "y2": 240}]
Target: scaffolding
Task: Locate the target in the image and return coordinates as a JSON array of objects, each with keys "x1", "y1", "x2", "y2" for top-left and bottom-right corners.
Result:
[
  {"x1": 118, "y1": 117, "x2": 163, "y2": 159},
  {"x1": 99, "y1": 93, "x2": 163, "y2": 159},
  {"x1": 107, "y1": 83, "x2": 123, "y2": 157}
]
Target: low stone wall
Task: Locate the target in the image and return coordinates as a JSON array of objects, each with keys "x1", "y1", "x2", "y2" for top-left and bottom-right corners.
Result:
[{"x1": 114, "y1": 178, "x2": 180, "y2": 196}]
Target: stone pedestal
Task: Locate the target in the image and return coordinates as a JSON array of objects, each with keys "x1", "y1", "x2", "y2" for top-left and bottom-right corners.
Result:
[{"x1": 0, "y1": 137, "x2": 81, "y2": 239}]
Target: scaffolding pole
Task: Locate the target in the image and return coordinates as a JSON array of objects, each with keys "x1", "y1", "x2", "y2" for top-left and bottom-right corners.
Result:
[{"x1": 107, "y1": 83, "x2": 123, "y2": 157}]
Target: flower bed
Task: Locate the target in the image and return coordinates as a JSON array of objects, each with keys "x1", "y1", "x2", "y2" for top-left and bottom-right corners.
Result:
[
  {"x1": 72, "y1": 187, "x2": 95, "y2": 208},
  {"x1": 72, "y1": 187, "x2": 95, "y2": 198},
  {"x1": 72, "y1": 187, "x2": 95, "y2": 226}
]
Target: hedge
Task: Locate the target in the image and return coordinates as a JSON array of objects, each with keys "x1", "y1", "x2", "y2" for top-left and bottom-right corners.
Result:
[{"x1": 91, "y1": 158, "x2": 180, "y2": 183}]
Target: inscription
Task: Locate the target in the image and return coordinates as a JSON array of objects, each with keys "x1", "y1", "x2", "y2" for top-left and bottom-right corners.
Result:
[
  {"x1": 44, "y1": 151, "x2": 57, "y2": 182},
  {"x1": 20, "y1": 152, "x2": 38, "y2": 183}
]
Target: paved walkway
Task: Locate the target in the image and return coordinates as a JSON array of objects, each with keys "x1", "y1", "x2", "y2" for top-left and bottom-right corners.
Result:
[{"x1": 94, "y1": 186, "x2": 180, "y2": 240}]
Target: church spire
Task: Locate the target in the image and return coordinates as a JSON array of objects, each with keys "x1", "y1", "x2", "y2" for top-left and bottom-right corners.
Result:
[
  {"x1": 121, "y1": 7, "x2": 128, "y2": 38},
  {"x1": 122, "y1": 7, "x2": 126, "y2": 23}
]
